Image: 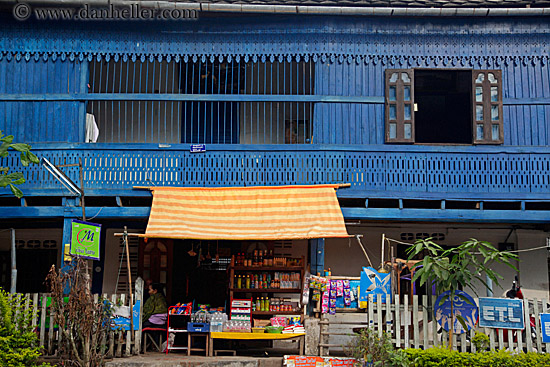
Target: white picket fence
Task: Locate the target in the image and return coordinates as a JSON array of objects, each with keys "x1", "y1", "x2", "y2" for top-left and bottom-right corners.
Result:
[
  {"x1": 320, "y1": 295, "x2": 550, "y2": 355},
  {"x1": 15, "y1": 278, "x2": 144, "y2": 358}
]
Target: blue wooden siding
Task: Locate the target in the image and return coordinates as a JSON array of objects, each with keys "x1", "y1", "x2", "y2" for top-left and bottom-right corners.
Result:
[
  {"x1": 0, "y1": 58, "x2": 86, "y2": 143},
  {"x1": 313, "y1": 60, "x2": 550, "y2": 146},
  {"x1": 0, "y1": 16, "x2": 549, "y2": 147}
]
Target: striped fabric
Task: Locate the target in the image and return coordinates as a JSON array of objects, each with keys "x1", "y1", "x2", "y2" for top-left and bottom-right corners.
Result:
[{"x1": 143, "y1": 185, "x2": 349, "y2": 240}]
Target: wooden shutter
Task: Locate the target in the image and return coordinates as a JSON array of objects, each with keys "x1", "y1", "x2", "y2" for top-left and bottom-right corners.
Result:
[
  {"x1": 385, "y1": 69, "x2": 415, "y2": 143},
  {"x1": 472, "y1": 70, "x2": 503, "y2": 144}
]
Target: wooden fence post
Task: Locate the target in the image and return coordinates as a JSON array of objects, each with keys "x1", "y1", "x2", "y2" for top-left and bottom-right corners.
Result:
[
  {"x1": 422, "y1": 295, "x2": 428, "y2": 349},
  {"x1": 40, "y1": 294, "x2": 47, "y2": 349}
]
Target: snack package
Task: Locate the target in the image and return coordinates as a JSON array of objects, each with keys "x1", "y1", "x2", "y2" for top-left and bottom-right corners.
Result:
[
  {"x1": 322, "y1": 304, "x2": 329, "y2": 314},
  {"x1": 320, "y1": 278, "x2": 328, "y2": 292},
  {"x1": 344, "y1": 296, "x2": 351, "y2": 306},
  {"x1": 312, "y1": 289, "x2": 321, "y2": 301},
  {"x1": 289, "y1": 316, "x2": 301, "y2": 326},
  {"x1": 329, "y1": 306, "x2": 336, "y2": 315},
  {"x1": 336, "y1": 280, "x2": 344, "y2": 297},
  {"x1": 330, "y1": 289, "x2": 337, "y2": 299},
  {"x1": 344, "y1": 287, "x2": 351, "y2": 306}
]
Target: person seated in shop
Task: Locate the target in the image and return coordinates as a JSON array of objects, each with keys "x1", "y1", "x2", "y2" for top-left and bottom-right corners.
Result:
[{"x1": 142, "y1": 283, "x2": 168, "y2": 328}]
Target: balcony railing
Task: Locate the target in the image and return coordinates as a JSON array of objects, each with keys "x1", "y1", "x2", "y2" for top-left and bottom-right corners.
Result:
[{"x1": 2, "y1": 144, "x2": 550, "y2": 200}]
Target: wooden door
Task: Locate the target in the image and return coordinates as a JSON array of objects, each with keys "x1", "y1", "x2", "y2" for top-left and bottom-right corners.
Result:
[{"x1": 138, "y1": 239, "x2": 173, "y2": 303}]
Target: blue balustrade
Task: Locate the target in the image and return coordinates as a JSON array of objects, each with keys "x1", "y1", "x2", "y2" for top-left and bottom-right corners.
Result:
[{"x1": 3, "y1": 145, "x2": 549, "y2": 200}]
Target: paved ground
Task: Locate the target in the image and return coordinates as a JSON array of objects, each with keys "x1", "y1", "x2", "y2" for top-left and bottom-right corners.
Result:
[{"x1": 105, "y1": 353, "x2": 284, "y2": 367}]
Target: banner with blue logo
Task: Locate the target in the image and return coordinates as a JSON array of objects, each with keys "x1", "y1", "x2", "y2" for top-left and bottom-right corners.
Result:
[
  {"x1": 540, "y1": 314, "x2": 550, "y2": 343},
  {"x1": 112, "y1": 300, "x2": 141, "y2": 331},
  {"x1": 434, "y1": 290, "x2": 478, "y2": 334},
  {"x1": 70, "y1": 220, "x2": 101, "y2": 260},
  {"x1": 478, "y1": 297, "x2": 524, "y2": 330},
  {"x1": 359, "y1": 267, "x2": 391, "y2": 306}
]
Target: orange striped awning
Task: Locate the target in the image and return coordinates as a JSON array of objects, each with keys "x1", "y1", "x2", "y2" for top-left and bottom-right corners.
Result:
[{"x1": 142, "y1": 185, "x2": 349, "y2": 240}]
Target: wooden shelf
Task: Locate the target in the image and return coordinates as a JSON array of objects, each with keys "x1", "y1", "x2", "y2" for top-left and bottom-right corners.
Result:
[
  {"x1": 251, "y1": 311, "x2": 301, "y2": 316},
  {"x1": 230, "y1": 288, "x2": 301, "y2": 293},
  {"x1": 233, "y1": 266, "x2": 303, "y2": 271}
]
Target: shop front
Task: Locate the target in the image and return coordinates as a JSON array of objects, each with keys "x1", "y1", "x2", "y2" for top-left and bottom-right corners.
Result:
[{"x1": 136, "y1": 184, "x2": 349, "y2": 355}]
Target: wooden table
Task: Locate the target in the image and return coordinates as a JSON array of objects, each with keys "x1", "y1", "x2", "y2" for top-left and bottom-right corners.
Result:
[
  {"x1": 188, "y1": 332, "x2": 210, "y2": 356},
  {"x1": 208, "y1": 332, "x2": 305, "y2": 356}
]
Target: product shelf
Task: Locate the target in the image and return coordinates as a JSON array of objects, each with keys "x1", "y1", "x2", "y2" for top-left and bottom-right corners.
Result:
[{"x1": 230, "y1": 288, "x2": 301, "y2": 293}]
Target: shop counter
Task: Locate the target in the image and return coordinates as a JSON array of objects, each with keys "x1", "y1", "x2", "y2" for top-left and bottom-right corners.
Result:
[{"x1": 208, "y1": 332, "x2": 305, "y2": 356}]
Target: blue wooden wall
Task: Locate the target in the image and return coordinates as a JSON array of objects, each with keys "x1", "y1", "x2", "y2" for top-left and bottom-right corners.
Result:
[
  {"x1": 0, "y1": 58, "x2": 86, "y2": 143},
  {"x1": 313, "y1": 60, "x2": 550, "y2": 146},
  {"x1": 0, "y1": 15, "x2": 549, "y2": 147}
]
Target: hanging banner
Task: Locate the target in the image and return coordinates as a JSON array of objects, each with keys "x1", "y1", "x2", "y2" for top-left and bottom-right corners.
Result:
[
  {"x1": 284, "y1": 356, "x2": 356, "y2": 367},
  {"x1": 359, "y1": 267, "x2": 391, "y2": 307},
  {"x1": 70, "y1": 220, "x2": 102, "y2": 260},
  {"x1": 478, "y1": 297, "x2": 524, "y2": 330},
  {"x1": 434, "y1": 290, "x2": 478, "y2": 334},
  {"x1": 540, "y1": 314, "x2": 550, "y2": 343},
  {"x1": 111, "y1": 300, "x2": 141, "y2": 331}
]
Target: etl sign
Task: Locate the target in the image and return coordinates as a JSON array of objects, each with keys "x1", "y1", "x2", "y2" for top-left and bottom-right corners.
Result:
[{"x1": 478, "y1": 297, "x2": 524, "y2": 330}]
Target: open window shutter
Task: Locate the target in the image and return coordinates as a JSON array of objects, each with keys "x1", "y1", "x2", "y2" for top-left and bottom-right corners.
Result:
[
  {"x1": 385, "y1": 69, "x2": 415, "y2": 143},
  {"x1": 472, "y1": 70, "x2": 503, "y2": 144}
]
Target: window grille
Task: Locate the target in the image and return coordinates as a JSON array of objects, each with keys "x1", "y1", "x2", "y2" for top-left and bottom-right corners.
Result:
[{"x1": 87, "y1": 59, "x2": 315, "y2": 144}]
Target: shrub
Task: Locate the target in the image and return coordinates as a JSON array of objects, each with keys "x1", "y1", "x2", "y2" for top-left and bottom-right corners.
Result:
[
  {"x1": 0, "y1": 288, "x2": 51, "y2": 367},
  {"x1": 471, "y1": 331, "x2": 490, "y2": 352},
  {"x1": 346, "y1": 327, "x2": 396, "y2": 366},
  {"x1": 404, "y1": 347, "x2": 550, "y2": 367}
]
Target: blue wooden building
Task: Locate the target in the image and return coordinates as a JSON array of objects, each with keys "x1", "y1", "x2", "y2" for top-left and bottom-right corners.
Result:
[{"x1": 0, "y1": 0, "x2": 549, "y2": 298}]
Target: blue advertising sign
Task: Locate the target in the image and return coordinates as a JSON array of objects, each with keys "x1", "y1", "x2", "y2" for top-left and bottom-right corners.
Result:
[
  {"x1": 434, "y1": 290, "x2": 478, "y2": 334},
  {"x1": 190, "y1": 144, "x2": 206, "y2": 153},
  {"x1": 111, "y1": 300, "x2": 141, "y2": 331},
  {"x1": 478, "y1": 298, "x2": 524, "y2": 330},
  {"x1": 540, "y1": 314, "x2": 550, "y2": 343},
  {"x1": 359, "y1": 267, "x2": 391, "y2": 306}
]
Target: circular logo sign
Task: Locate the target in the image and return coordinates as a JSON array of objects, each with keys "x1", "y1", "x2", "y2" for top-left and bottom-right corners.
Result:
[{"x1": 435, "y1": 290, "x2": 478, "y2": 334}]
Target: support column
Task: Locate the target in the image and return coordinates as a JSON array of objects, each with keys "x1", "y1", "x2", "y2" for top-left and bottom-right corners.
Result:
[{"x1": 309, "y1": 238, "x2": 325, "y2": 276}]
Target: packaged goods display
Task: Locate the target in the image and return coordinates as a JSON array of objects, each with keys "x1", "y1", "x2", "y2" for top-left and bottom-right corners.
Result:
[
  {"x1": 234, "y1": 252, "x2": 303, "y2": 269},
  {"x1": 233, "y1": 272, "x2": 301, "y2": 289},
  {"x1": 209, "y1": 312, "x2": 228, "y2": 332},
  {"x1": 169, "y1": 302, "x2": 193, "y2": 315},
  {"x1": 223, "y1": 320, "x2": 252, "y2": 332}
]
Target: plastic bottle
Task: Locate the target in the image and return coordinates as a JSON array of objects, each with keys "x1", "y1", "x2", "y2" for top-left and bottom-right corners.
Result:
[
  {"x1": 246, "y1": 274, "x2": 251, "y2": 289},
  {"x1": 236, "y1": 275, "x2": 241, "y2": 288}
]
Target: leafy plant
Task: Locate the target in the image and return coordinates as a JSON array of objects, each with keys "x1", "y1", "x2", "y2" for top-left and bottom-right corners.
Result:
[
  {"x1": 0, "y1": 288, "x2": 51, "y2": 367},
  {"x1": 405, "y1": 347, "x2": 550, "y2": 367},
  {"x1": 0, "y1": 130, "x2": 39, "y2": 198},
  {"x1": 472, "y1": 331, "x2": 490, "y2": 352},
  {"x1": 386, "y1": 349, "x2": 410, "y2": 367},
  {"x1": 346, "y1": 327, "x2": 394, "y2": 366},
  {"x1": 46, "y1": 257, "x2": 115, "y2": 367},
  {"x1": 407, "y1": 238, "x2": 518, "y2": 349}
]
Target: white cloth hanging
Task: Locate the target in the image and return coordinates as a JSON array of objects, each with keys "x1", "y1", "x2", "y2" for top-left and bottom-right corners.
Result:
[{"x1": 85, "y1": 113, "x2": 99, "y2": 143}]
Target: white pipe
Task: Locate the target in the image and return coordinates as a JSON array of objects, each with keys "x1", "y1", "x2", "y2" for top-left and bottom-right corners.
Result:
[{"x1": 4, "y1": 0, "x2": 550, "y2": 16}]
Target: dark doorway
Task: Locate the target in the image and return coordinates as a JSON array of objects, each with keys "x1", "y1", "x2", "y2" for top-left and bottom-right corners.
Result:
[
  {"x1": 16, "y1": 249, "x2": 58, "y2": 293},
  {"x1": 414, "y1": 70, "x2": 472, "y2": 144}
]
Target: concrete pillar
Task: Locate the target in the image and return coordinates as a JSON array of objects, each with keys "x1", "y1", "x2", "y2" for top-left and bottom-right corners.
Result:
[{"x1": 305, "y1": 316, "x2": 320, "y2": 356}]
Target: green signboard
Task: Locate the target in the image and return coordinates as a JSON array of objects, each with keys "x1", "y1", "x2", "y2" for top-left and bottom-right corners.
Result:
[{"x1": 70, "y1": 220, "x2": 101, "y2": 260}]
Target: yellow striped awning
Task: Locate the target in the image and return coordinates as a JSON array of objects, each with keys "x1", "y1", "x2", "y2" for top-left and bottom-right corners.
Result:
[{"x1": 142, "y1": 185, "x2": 349, "y2": 240}]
